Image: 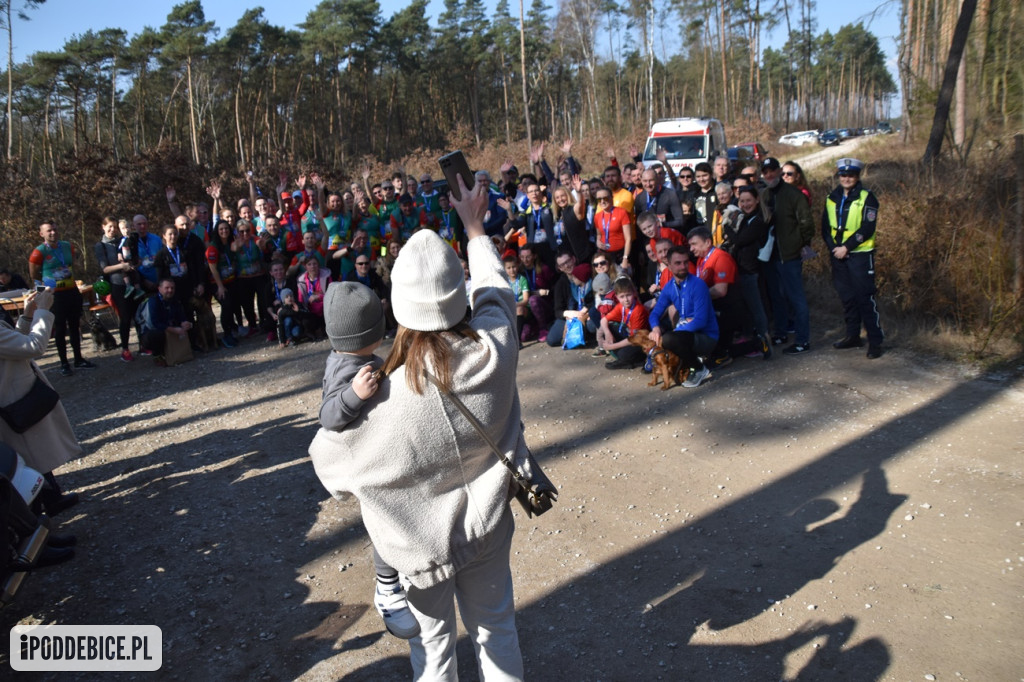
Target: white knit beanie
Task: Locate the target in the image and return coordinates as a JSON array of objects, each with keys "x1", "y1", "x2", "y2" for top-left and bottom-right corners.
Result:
[{"x1": 390, "y1": 230, "x2": 467, "y2": 331}]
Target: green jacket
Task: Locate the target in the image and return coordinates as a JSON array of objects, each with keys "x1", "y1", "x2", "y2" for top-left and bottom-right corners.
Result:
[{"x1": 767, "y1": 181, "x2": 814, "y2": 262}]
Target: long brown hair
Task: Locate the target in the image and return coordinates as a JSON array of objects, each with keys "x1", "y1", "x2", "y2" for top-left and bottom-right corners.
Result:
[{"x1": 381, "y1": 319, "x2": 480, "y2": 394}]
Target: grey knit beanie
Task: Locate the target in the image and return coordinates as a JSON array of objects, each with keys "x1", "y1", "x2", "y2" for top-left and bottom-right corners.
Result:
[
  {"x1": 324, "y1": 281, "x2": 386, "y2": 352},
  {"x1": 592, "y1": 273, "x2": 612, "y2": 296},
  {"x1": 390, "y1": 230, "x2": 466, "y2": 331}
]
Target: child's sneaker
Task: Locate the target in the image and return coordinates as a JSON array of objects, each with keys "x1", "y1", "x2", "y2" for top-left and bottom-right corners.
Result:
[{"x1": 374, "y1": 583, "x2": 420, "y2": 639}]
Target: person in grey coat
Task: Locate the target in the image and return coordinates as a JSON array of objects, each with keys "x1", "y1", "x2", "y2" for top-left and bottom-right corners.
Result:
[{"x1": 310, "y1": 175, "x2": 527, "y2": 680}]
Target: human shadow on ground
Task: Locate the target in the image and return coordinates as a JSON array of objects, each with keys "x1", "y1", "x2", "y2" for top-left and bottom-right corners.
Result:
[
  {"x1": 0, "y1": 409, "x2": 397, "y2": 680},
  {"x1": 338, "y1": 371, "x2": 1006, "y2": 680}
]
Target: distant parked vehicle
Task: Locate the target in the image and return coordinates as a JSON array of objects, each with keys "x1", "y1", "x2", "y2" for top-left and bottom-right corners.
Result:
[
  {"x1": 818, "y1": 129, "x2": 841, "y2": 146},
  {"x1": 777, "y1": 130, "x2": 819, "y2": 147},
  {"x1": 730, "y1": 142, "x2": 770, "y2": 160},
  {"x1": 876, "y1": 121, "x2": 893, "y2": 134},
  {"x1": 838, "y1": 128, "x2": 854, "y2": 139}
]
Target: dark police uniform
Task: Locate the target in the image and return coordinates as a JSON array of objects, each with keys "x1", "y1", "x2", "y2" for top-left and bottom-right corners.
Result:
[{"x1": 821, "y1": 160, "x2": 884, "y2": 352}]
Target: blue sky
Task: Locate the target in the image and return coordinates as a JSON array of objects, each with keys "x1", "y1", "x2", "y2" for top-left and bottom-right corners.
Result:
[{"x1": 9, "y1": 0, "x2": 901, "y2": 68}]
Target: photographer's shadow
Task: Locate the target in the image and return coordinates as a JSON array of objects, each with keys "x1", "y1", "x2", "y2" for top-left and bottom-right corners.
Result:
[{"x1": 654, "y1": 466, "x2": 906, "y2": 638}]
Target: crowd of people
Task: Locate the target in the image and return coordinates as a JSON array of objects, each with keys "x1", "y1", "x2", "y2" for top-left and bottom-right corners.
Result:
[{"x1": 11, "y1": 141, "x2": 881, "y2": 384}]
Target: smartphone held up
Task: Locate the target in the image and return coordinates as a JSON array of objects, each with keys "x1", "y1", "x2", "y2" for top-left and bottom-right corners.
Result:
[{"x1": 438, "y1": 151, "x2": 475, "y2": 202}]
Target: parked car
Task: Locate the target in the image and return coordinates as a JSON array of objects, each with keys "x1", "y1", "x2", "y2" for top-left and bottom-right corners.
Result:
[
  {"x1": 777, "y1": 130, "x2": 819, "y2": 147},
  {"x1": 730, "y1": 142, "x2": 770, "y2": 161},
  {"x1": 818, "y1": 129, "x2": 841, "y2": 146},
  {"x1": 876, "y1": 121, "x2": 893, "y2": 134}
]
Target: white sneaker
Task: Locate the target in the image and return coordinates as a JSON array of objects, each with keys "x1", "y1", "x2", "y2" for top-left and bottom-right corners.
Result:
[
  {"x1": 682, "y1": 366, "x2": 711, "y2": 388},
  {"x1": 374, "y1": 583, "x2": 420, "y2": 639}
]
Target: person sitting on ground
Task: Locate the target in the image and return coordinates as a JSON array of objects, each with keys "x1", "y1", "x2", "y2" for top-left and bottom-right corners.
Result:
[
  {"x1": 273, "y1": 288, "x2": 307, "y2": 347},
  {"x1": 649, "y1": 245, "x2": 719, "y2": 388},
  {"x1": 516, "y1": 244, "x2": 555, "y2": 343},
  {"x1": 503, "y1": 253, "x2": 530, "y2": 341},
  {"x1": 297, "y1": 257, "x2": 330, "y2": 339},
  {"x1": 137, "y1": 278, "x2": 192, "y2": 365},
  {"x1": 0, "y1": 268, "x2": 28, "y2": 293},
  {"x1": 264, "y1": 260, "x2": 294, "y2": 342},
  {"x1": 599, "y1": 278, "x2": 650, "y2": 369},
  {"x1": 546, "y1": 255, "x2": 594, "y2": 348},
  {"x1": 688, "y1": 225, "x2": 746, "y2": 368}
]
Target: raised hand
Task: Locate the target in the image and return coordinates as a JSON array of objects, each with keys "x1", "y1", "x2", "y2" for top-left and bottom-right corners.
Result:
[
  {"x1": 500, "y1": 158, "x2": 514, "y2": 173},
  {"x1": 206, "y1": 181, "x2": 221, "y2": 200},
  {"x1": 605, "y1": 146, "x2": 616, "y2": 159},
  {"x1": 571, "y1": 174, "x2": 583, "y2": 192},
  {"x1": 297, "y1": 174, "x2": 307, "y2": 190},
  {"x1": 165, "y1": 185, "x2": 177, "y2": 202},
  {"x1": 628, "y1": 142, "x2": 640, "y2": 158},
  {"x1": 310, "y1": 172, "x2": 324, "y2": 189},
  {"x1": 277, "y1": 172, "x2": 288, "y2": 194},
  {"x1": 560, "y1": 138, "x2": 574, "y2": 155},
  {"x1": 656, "y1": 146, "x2": 668, "y2": 164}
]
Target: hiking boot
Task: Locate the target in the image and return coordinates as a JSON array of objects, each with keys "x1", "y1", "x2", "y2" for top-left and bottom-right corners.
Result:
[
  {"x1": 866, "y1": 345, "x2": 883, "y2": 359},
  {"x1": 374, "y1": 583, "x2": 420, "y2": 639}
]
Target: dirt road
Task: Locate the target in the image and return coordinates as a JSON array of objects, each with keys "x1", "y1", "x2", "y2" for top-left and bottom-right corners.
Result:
[{"x1": 2, "y1": 317, "x2": 1022, "y2": 680}]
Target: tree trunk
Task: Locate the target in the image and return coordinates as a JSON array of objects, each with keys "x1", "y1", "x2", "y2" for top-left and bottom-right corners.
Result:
[
  {"x1": 922, "y1": 0, "x2": 978, "y2": 165},
  {"x1": 518, "y1": 0, "x2": 533, "y2": 153},
  {"x1": 186, "y1": 56, "x2": 200, "y2": 164},
  {"x1": 5, "y1": 0, "x2": 12, "y2": 160}
]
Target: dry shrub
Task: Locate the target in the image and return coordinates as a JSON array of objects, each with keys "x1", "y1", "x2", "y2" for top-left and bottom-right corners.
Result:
[{"x1": 806, "y1": 142, "x2": 1022, "y2": 360}]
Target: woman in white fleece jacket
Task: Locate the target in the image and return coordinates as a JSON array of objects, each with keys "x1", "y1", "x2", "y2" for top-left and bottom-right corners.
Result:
[{"x1": 309, "y1": 176, "x2": 526, "y2": 680}]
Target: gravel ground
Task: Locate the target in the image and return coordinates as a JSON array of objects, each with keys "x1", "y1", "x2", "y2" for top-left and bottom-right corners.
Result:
[{"x1": 1, "y1": 315, "x2": 1021, "y2": 681}]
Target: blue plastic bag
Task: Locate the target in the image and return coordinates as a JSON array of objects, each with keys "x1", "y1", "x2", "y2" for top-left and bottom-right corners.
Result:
[{"x1": 562, "y1": 317, "x2": 585, "y2": 350}]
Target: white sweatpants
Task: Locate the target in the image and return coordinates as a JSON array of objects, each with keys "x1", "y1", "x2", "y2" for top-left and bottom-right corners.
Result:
[{"x1": 405, "y1": 511, "x2": 524, "y2": 681}]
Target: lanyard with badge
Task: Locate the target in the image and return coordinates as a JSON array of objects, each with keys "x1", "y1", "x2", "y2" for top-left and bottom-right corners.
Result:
[
  {"x1": 696, "y1": 246, "x2": 715, "y2": 282},
  {"x1": 169, "y1": 247, "x2": 186, "y2": 277}
]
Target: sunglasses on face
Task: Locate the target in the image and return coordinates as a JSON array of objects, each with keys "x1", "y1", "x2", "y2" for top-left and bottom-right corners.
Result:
[
  {"x1": 680, "y1": 174, "x2": 694, "y2": 180},
  {"x1": 592, "y1": 260, "x2": 608, "y2": 267},
  {"x1": 355, "y1": 261, "x2": 369, "y2": 266},
  {"x1": 782, "y1": 171, "x2": 796, "y2": 177},
  {"x1": 596, "y1": 195, "x2": 612, "y2": 201}
]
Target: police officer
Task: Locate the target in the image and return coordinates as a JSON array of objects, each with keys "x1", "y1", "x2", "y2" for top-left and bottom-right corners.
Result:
[{"x1": 822, "y1": 158, "x2": 883, "y2": 359}]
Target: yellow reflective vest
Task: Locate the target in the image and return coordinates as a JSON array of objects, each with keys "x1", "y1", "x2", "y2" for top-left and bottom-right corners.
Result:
[{"x1": 826, "y1": 189, "x2": 874, "y2": 253}]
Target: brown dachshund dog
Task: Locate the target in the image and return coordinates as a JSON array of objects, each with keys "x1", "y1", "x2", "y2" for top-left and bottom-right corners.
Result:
[{"x1": 629, "y1": 329, "x2": 686, "y2": 390}]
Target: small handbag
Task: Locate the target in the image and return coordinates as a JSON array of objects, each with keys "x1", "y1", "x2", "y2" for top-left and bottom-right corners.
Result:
[
  {"x1": 0, "y1": 366, "x2": 60, "y2": 434},
  {"x1": 425, "y1": 371, "x2": 558, "y2": 517}
]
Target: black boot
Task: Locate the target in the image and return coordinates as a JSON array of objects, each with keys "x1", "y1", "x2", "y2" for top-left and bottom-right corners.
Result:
[{"x1": 37, "y1": 473, "x2": 80, "y2": 518}]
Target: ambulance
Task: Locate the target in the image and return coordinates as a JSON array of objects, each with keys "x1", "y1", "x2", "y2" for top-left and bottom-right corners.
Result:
[{"x1": 641, "y1": 118, "x2": 728, "y2": 174}]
